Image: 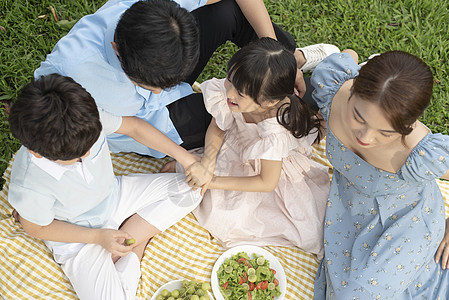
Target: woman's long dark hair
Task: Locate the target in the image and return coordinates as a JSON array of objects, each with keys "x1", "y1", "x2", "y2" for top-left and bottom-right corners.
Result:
[{"x1": 227, "y1": 37, "x2": 321, "y2": 139}]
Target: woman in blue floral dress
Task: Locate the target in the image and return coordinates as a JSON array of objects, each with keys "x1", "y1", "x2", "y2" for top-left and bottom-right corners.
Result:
[{"x1": 311, "y1": 50, "x2": 449, "y2": 299}]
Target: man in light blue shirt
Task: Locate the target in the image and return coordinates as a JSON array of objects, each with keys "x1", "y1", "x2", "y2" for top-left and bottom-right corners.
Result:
[{"x1": 35, "y1": 0, "x2": 300, "y2": 157}]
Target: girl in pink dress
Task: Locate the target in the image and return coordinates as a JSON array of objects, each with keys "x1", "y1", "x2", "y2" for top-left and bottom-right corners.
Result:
[{"x1": 186, "y1": 38, "x2": 330, "y2": 259}]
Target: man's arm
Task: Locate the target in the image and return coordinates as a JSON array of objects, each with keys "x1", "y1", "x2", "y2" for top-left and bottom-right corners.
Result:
[{"x1": 115, "y1": 116, "x2": 197, "y2": 170}]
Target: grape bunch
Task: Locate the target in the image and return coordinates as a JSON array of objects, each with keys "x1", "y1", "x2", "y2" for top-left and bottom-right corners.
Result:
[{"x1": 155, "y1": 280, "x2": 212, "y2": 300}]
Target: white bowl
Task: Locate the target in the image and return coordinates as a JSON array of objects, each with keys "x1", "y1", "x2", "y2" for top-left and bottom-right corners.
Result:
[
  {"x1": 151, "y1": 279, "x2": 214, "y2": 300},
  {"x1": 211, "y1": 245, "x2": 287, "y2": 300}
]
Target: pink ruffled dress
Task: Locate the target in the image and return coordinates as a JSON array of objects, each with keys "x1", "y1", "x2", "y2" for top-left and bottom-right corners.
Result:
[{"x1": 193, "y1": 78, "x2": 330, "y2": 259}]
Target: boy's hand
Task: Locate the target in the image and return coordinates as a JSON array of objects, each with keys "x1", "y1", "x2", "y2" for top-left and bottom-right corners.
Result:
[
  {"x1": 185, "y1": 161, "x2": 214, "y2": 190},
  {"x1": 435, "y1": 218, "x2": 449, "y2": 269},
  {"x1": 181, "y1": 152, "x2": 202, "y2": 171},
  {"x1": 97, "y1": 229, "x2": 134, "y2": 257}
]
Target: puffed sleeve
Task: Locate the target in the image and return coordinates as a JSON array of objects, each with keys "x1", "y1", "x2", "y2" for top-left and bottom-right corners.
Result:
[
  {"x1": 200, "y1": 78, "x2": 235, "y2": 131},
  {"x1": 400, "y1": 133, "x2": 449, "y2": 182},
  {"x1": 311, "y1": 53, "x2": 360, "y2": 120}
]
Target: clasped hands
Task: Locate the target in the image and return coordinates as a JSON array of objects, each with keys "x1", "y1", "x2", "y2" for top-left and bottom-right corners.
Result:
[{"x1": 185, "y1": 158, "x2": 215, "y2": 196}]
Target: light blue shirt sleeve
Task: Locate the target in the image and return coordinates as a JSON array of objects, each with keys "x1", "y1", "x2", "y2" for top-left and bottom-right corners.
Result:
[
  {"x1": 174, "y1": 0, "x2": 209, "y2": 11},
  {"x1": 99, "y1": 0, "x2": 208, "y2": 13},
  {"x1": 98, "y1": 108, "x2": 123, "y2": 135}
]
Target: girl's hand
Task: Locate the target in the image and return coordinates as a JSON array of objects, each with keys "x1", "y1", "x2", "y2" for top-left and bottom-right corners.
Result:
[
  {"x1": 435, "y1": 218, "x2": 449, "y2": 269},
  {"x1": 185, "y1": 161, "x2": 214, "y2": 189},
  {"x1": 200, "y1": 177, "x2": 214, "y2": 196},
  {"x1": 97, "y1": 229, "x2": 134, "y2": 257}
]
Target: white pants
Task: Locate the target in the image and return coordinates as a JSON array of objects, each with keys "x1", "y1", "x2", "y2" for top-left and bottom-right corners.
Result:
[{"x1": 53, "y1": 173, "x2": 201, "y2": 300}]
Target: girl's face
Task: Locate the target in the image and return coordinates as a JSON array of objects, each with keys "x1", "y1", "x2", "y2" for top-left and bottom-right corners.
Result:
[
  {"x1": 346, "y1": 94, "x2": 402, "y2": 148},
  {"x1": 224, "y1": 78, "x2": 262, "y2": 113}
]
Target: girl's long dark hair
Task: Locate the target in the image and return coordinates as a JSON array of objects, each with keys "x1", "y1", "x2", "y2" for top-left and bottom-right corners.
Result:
[
  {"x1": 277, "y1": 94, "x2": 321, "y2": 139},
  {"x1": 227, "y1": 37, "x2": 321, "y2": 139}
]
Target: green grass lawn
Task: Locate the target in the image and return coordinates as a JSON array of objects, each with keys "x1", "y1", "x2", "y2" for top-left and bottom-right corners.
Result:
[{"x1": 1, "y1": 0, "x2": 448, "y2": 188}]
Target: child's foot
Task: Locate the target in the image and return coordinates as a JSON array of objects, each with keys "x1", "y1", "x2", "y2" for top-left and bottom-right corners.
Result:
[
  {"x1": 160, "y1": 161, "x2": 176, "y2": 173},
  {"x1": 297, "y1": 44, "x2": 340, "y2": 73}
]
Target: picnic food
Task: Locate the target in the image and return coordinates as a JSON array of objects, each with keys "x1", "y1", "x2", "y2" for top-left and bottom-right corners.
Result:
[
  {"x1": 125, "y1": 238, "x2": 136, "y2": 245},
  {"x1": 217, "y1": 252, "x2": 281, "y2": 300},
  {"x1": 155, "y1": 280, "x2": 211, "y2": 300}
]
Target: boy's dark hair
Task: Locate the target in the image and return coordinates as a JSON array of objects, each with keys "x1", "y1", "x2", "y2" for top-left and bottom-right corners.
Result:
[
  {"x1": 227, "y1": 37, "x2": 321, "y2": 139},
  {"x1": 115, "y1": 0, "x2": 200, "y2": 89},
  {"x1": 9, "y1": 74, "x2": 102, "y2": 161}
]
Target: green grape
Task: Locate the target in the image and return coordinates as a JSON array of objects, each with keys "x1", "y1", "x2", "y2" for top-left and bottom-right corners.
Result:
[
  {"x1": 161, "y1": 289, "x2": 170, "y2": 297},
  {"x1": 224, "y1": 265, "x2": 233, "y2": 273},
  {"x1": 125, "y1": 238, "x2": 136, "y2": 245},
  {"x1": 157, "y1": 280, "x2": 213, "y2": 300},
  {"x1": 268, "y1": 282, "x2": 276, "y2": 290},
  {"x1": 248, "y1": 274, "x2": 257, "y2": 282},
  {"x1": 186, "y1": 285, "x2": 195, "y2": 294},
  {"x1": 256, "y1": 256, "x2": 265, "y2": 266},
  {"x1": 171, "y1": 289, "x2": 180, "y2": 298},
  {"x1": 247, "y1": 268, "x2": 256, "y2": 275}
]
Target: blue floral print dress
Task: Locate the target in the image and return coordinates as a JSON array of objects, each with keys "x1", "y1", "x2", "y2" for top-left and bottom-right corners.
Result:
[{"x1": 311, "y1": 53, "x2": 449, "y2": 299}]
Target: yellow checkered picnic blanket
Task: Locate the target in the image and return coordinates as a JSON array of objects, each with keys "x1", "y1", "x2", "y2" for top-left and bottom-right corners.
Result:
[{"x1": 1, "y1": 141, "x2": 448, "y2": 299}]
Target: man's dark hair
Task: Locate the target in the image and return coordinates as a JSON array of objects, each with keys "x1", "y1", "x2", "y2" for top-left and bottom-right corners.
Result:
[
  {"x1": 9, "y1": 74, "x2": 102, "y2": 161},
  {"x1": 115, "y1": 0, "x2": 200, "y2": 89}
]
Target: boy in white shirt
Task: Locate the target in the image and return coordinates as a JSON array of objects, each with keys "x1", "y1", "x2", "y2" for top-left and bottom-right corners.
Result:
[{"x1": 8, "y1": 74, "x2": 201, "y2": 300}]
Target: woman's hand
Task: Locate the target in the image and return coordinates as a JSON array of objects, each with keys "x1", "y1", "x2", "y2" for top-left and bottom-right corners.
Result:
[
  {"x1": 435, "y1": 218, "x2": 449, "y2": 269},
  {"x1": 96, "y1": 229, "x2": 134, "y2": 257}
]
